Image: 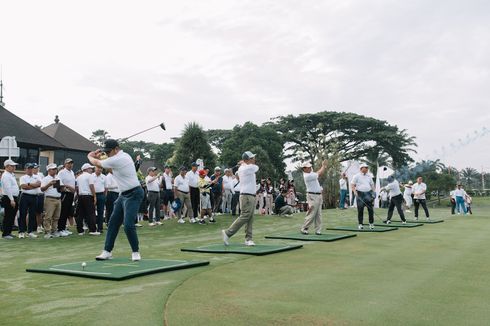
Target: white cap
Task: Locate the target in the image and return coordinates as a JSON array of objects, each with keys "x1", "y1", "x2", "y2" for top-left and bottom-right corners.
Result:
[
  {"x1": 301, "y1": 162, "x2": 312, "y2": 168},
  {"x1": 242, "y1": 151, "x2": 256, "y2": 160},
  {"x1": 408, "y1": 180, "x2": 413, "y2": 184},
  {"x1": 214, "y1": 166, "x2": 221, "y2": 171},
  {"x1": 46, "y1": 163, "x2": 58, "y2": 171},
  {"x1": 81, "y1": 163, "x2": 95, "y2": 171},
  {"x1": 360, "y1": 163, "x2": 369, "y2": 168},
  {"x1": 3, "y1": 159, "x2": 19, "y2": 167}
]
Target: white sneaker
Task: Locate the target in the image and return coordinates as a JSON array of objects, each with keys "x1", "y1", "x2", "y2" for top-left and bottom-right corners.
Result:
[
  {"x1": 78, "y1": 232, "x2": 85, "y2": 236},
  {"x1": 190, "y1": 218, "x2": 196, "y2": 223},
  {"x1": 135, "y1": 223, "x2": 143, "y2": 227},
  {"x1": 60, "y1": 230, "x2": 70, "y2": 237},
  {"x1": 131, "y1": 252, "x2": 141, "y2": 261},
  {"x1": 369, "y1": 224, "x2": 374, "y2": 230},
  {"x1": 385, "y1": 220, "x2": 391, "y2": 224},
  {"x1": 148, "y1": 222, "x2": 156, "y2": 226},
  {"x1": 18, "y1": 232, "x2": 26, "y2": 239},
  {"x1": 64, "y1": 229, "x2": 73, "y2": 235},
  {"x1": 300, "y1": 229, "x2": 308, "y2": 235},
  {"x1": 358, "y1": 225, "x2": 364, "y2": 230},
  {"x1": 155, "y1": 221, "x2": 163, "y2": 225},
  {"x1": 402, "y1": 221, "x2": 407, "y2": 224},
  {"x1": 96, "y1": 250, "x2": 113, "y2": 260},
  {"x1": 89, "y1": 231, "x2": 101, "y2": 236},
  {"x1": 28, "y1": 232, "x2": 38, "y2": 238},
  {"x1": 406, "y1": 210, "x2": 412, "y2": 213},
  {"x1": 222, "y1": 230, "x2": 230, "y2": 246},
  {"x1": 245, "y1": 240, "x2": 255, "y2": 246},
  {"x1": 53, "y1": 231, "x2": 62, "y2": 237},
  {"x1": 44, "y1": 234, "x2": 53, "y2": 239},
  {"x1": 426, "y1": 217, "x2": 431, "y2": 221},
  {"x1": 37, "y1": 226, "x2": 44, "y2": 234},
  {"x1": 315, "y1": 231, "x2": 322, "y2": 235},
  {"x1": 178, "y1": 219, "x2": 185, "y2": 224}
]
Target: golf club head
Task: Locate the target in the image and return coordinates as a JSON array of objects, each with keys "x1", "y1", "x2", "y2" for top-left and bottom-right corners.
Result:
[{"x1": 160, "y1": 123, "x2": 166, "y2": 130}]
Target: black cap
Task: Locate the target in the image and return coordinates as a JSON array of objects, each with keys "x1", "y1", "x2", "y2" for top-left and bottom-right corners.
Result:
[
  {"x1": 102, "y1": 139, "x2": 119, "y2": 153},
  {"x1": 191, "y1": 162, "x2": 198, "y2": 167},
  {"x1": 25, "y1": 163, "x2": 35, "y2": 169},
  {"x1": 179, "y1": 166, "x2": 188, "y2": 171}
]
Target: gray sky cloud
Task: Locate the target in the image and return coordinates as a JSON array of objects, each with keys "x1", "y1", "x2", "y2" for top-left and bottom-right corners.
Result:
[{"x1": 1, "y1": 0, "x2": 489, "y2": 170}]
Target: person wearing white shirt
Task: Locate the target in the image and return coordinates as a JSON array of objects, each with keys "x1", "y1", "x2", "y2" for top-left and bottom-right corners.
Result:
[
  {"x1": 40, "y1": 163, "x2": 63, "y2": 238},
  {"x1": 186, "y1": 162, "x2": 200, "y2": 221},
  {"x1": 380, "y1": 176, "x2": 407, "y2": 224},
  {"x1": 222, "y1": 151, "x2": 259, "y2": 246},
  {"x1": 1, "y1": 159, "x2": 20, "y2": 239},
  {"x1": 145, "y1": 167, "x2": 162, "y2": 226},
  {"x1": 32, "y1": 164, "x2": 45, "y2": 233},
  {"x1": 104, "y1": 170, "x2": 119, "y2": 224},
  {"x1": 454, "y1": 184, "x2": 468, "y2": 214},
  {"x1": 412, "y1": 177, "x2": 430, "y2": 220},
  {"x1": 222, "y1": 169, "x2": 234, "y2": 214},
  {"x1": 350, "y1": 164, "x2": 376, "y2": 230},
  {"x1": 174, "y1": 166, "x2": 194, "y2": 223},
  {"x1": 161, "y1": 166, "x2": 174, "y2": 219},
  {"x1": 76, "y1": 163, "x2": 98, "y2": 235},
  {"x1": 93, "y1": 166, "x2": 108, "y2": 232},
  {"x1": 300, "y1": 160, "x2": 328, "y2": 235},
  {"x1": 57, "y1": 158, "x2": 76, "y2": 234},
  {"x1": 19, "y1": 163, "x2": 42, "y2": 238},
  {"x1": 89, "y1": 139, "x2": 145, "y2": 262},
  {"x1": 403, "y1": 181, "x2": 413, "y2": 212},
  {"x1": 339, "y1": 173, "x2": 348, "y2": 209}
]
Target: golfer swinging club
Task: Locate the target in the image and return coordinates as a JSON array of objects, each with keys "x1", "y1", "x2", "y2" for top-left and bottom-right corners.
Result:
[
  {"x1": 88, "y1": 139, "x2": 144, "y2": 261},
  {"x1": 350, "y1": 163, "x2": 376, "y2": 230}
]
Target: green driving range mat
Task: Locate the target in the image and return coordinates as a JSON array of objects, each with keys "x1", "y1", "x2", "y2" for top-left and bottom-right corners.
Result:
[
  {"x1": 327, "y1": 226, "x2": 398, "y2": 232},
  {"x1": 265, "y1": 233, "x2": 357, "y2": 242},
  {"x1": 374, "y1": 222, "x2": 424, "y2": 228},
  {"x1": 394, "y1": 219, "x2": 444, "y2": 224},
  {"x1": 26, "y1": 258, "x2": 210, "y2": 281},
  {"x1": 181, "y1": 243, "x2": 303, "y2": 255}
]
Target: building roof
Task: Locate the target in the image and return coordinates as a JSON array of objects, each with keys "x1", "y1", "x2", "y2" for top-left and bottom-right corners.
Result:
[
  {"x1": 0, "y1": 105, "x2": 64, "y2": 149},
  {"x1": 42, "y1": 116, "x2": 98, "y2": 152}
]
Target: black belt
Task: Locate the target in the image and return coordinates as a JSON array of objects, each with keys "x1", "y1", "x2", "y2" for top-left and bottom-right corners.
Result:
[
  {"x1": 96, "y1": 192, "x2": 105, "y2": 195},
  {"x1": 148, "y1": 191, "x2": 160, "y2": 193},
  {"x1": 121, "y1": 186, "x2": 140, "y2": 196},
  {"x1": 37, "y1": 194, "x2": 45, "y2": 196},
  {"x1": 307, "y1": 192, "x2": 322, "y2": 195},
  {"x1": 22, "y1": 193, "x2": 38, "y2": 196},
  {"x1": 46, "y1": 196, "x2": 61, "y2": 199},
  {"x1": 79, "y1": 194, "x2": 94, "y2": 197},
  {"x1": 240, "y1": 193, "x2": 256, "y2": 197},
  {"x1": 178, "y1": 190, "x2": 189, "y2": 194}
]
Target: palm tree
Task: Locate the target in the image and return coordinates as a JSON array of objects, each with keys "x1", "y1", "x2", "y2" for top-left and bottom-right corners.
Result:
[{"x1": 460, "y1": 167, "x2": 480, "y2": 189}]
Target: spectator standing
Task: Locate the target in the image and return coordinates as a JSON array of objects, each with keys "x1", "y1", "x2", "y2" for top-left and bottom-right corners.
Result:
[
  {"x1": 186, "y1": 162, "x2": 200, "y2": 221},
  {"x1": 40, "y1": 163, "x2": 62, "y2": 238},
  {"x1": 454, "y1": 184, "x2": 468, "y2": 215},
  {"x1": 18, "y1": 163, "x2": 42, "y2": 238},
  {"x1": 174, "y1": 166, "x2": 194, "y2": 223},
  {"x1": 93, "y1": 166, "x2": 107, "y2": 232},
  {"x1": 339, "y1": 173, "x2": 348, "y2": 209},
  {"x1": 105, "y1": 170, "x2": 119, "y2": 224},
  {"x1": 32, "y1": 164, "x2": 45, "y2": 234},
  {"x1": 1, "y1": 159, "x2": 20, "y2": 239},
  {"x1": 222, "y1": 168, "x2": 234, "y2": 214},
  {"x1": 145, "y1": 167, "x2": 162, "y2": 226},
  {"x1": 57, "y1": 158, "x2": 76, "y2": 236},
  {"x1": 76, "y1": 163, "x2": 99, "y2": 235}
]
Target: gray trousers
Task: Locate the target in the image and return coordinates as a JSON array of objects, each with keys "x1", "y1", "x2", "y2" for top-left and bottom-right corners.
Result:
[
  {"x1": 301, "y1": 193, "x2": 323, "y2": 232},
  {"x1": 147, "y1": 191, "x2": 161, "y2": 222},
  {"x1": 225, "y1": 195, "x2": 255, "y2": 241}
]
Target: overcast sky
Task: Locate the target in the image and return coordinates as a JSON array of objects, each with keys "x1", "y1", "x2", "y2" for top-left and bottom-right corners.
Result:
[{"x1": 1, "y1": 0, "x2": 489, "y2": 170}]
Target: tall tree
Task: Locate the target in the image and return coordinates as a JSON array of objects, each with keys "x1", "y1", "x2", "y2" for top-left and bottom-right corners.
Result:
[
  {"x1": 270, "y1": 111, "x2": 417, "y2": 169},
  {"x1": 460, "y1": 167, "x2": 480, "y2": 189},
  {"x1": 219, "y1": 122, "x2": 286, "y2": 180},
  {"x1": 171, "y1": 122, "x2": 216, "y2": 168},
  {"x1": 90, "y1": 129, "x2": 111, "y2": 147}
]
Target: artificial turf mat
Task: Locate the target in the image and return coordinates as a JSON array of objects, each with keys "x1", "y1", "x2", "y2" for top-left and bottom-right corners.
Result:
[
  {"x1": 394, "y1": 219, "x2": 444, "y2": 224},
  {"x1": 26, "y1": 258, "x2": 210, "y2": 281},
  {"x1": 374, "y1": 222, "x2": 424, "y2": 228},
  {"x1": 264, "y1": 233, "x2": 357, "y2": 242},
  {"x1": 327, "y1": 225, "x2": 398, "y2": 232},
  {"x1": 181, "y1": 243, "x2": 303, "y2": 255}
]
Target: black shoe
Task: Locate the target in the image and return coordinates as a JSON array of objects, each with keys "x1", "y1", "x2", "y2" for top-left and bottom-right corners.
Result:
[
  {"x1": 209, "y1": 218, "x2": 216, "y2": 223},
  {"x1": 199, "y1": 220, "x2": 206, "y2": 225}
]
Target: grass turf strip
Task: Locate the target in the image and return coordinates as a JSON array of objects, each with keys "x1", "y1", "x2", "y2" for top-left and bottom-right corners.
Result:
[
  {"x1": 181, "y1": 243, "x2": 303, "y2": 255},
  {"x1": 264, "y1": 232, "x2": 357, "y2": 241},
  {"x1": 327, "y1": 225, "x2": 399, "y2": 232},
  {"x1": 374, "y1": 222, "x2": 424, "y2": 228}
]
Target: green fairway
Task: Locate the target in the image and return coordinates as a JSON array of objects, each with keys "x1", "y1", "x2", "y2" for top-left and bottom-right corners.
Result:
[{"x1": 1, "y1": 198, "x2": 490, "y2": 325}]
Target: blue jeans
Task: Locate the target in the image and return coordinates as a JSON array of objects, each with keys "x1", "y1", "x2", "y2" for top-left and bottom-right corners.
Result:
[
  {"x1": 339, "y1": 189, "x2": 348, "y2": 208},
  {"x1": 104, "y1": 186, "x2": 144, "y2": 253},
  {"x1": 95, "y1": 193, "x2": 106, "y2": 232},
  {"x1": 455, "y1": 196, "x2": 467, "y2": 214}
]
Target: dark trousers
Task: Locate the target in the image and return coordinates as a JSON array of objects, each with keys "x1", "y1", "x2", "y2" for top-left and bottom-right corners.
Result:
[
  {"x1": 58, "y1": 192, "x2": 74, "y2": 231},
  {"x1": 1, "y1": 196, "x2": 18, "y2": 236},
  {"x1": 450, "y1": 199, "x2": 456, "y2": 215},
  {"x1": 18, "y1": 193, "x2": 38, "y2": 233},
  {"x1": 339, "y1": 189, "x2": 348, "y2": 208},
  {"x1": 95, "y1": 193, "x2": 106, "y2": 232},
  {"x1": 212, "y1": 192, "x2": 223, "y2": 214},
  {"x1": 105, "y1": 191, "x2": 119, "y2": 223},
  {"x1": 386, "y1": 194, "x2": 406, "y2": 222},
  {"x1": 147, "y1": 191, "x2": 161, "y2": 222},
  {"x1": 356, "y1": 191, "x2": 374, "y2": 224},
  {"x1": 414, "y1": 199, "x2": 430, "y2": 218},
  {"x1": 76, "y1": 195, "x2": 96, "y2": 233},
  {"x1": 231, "y1": 192, "x2": 240, "y2": 215},
  {"x1": 189, "y1": 186, "x2": 200, "y2": 218}
]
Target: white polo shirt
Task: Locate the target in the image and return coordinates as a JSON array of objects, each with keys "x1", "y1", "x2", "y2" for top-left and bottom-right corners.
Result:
[
  {"x1": 174, "y1": 174, "x2": 190, "y2": 192},
  {"x1": 58, "y1": 168, "x2": 76, "y2": 191},
  {"x1": 351, "y1": 173, "x2": 374, "y2": 192},
  {"x1": 41, "y1": 175, "x2": 63, "y2": 198},
  {"x1": 20, "y1": 174, "x2": 41, "y2": 195},
  {"x1": 34, "y1": 172, "x2": 44, "y2": 194},
  {"x1": 146, "y1": 175, "x2": 160, "y2": 192},
  {"x1": 304, "y1": 172, "x2": 323, "y2": 193},
  {"x1": 92, "y1": 173, "x2": 107, "y2": 193},
  {"x1": 162, "y1": 172, "x2": 173, "y2": 190},
  {"x1": 223, "y1": 175, "x2": 234, "y2": 191},
  {"x1": 383, "y1": 180, "x2": 401, "y2": 198},
  {"x1": 186, "y1": 170, "x2": 199, "y2": 188},
  {"x1": 238, "y1": 163, "x2": 259, "y2": 195},
  {"x1": 105, "y1": 173, "x2": 119, "y2": 193},
  {"x1": 1, "y1": 171, "x2": 19, "y2": 200},
  {"x1": 77, "y1": 172, "x2": 95, "y2": 195},
  {"x1": 339, "y1": 178, "x2": 348, "y2": 190},
  {"x1": 454, "y1": 188, "x2": 466, "y2": 197},
  {"x1": 412, "y1": 182, "x2": 427, "y2": 199},
  {"x1": 100, "y1": 150, "x2": 140, "y2": 193}
]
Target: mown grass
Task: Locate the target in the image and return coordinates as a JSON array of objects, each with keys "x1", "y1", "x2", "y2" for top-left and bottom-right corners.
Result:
[{"x1": 1, "y1": 198, "x2": 489, "y2": 325}]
